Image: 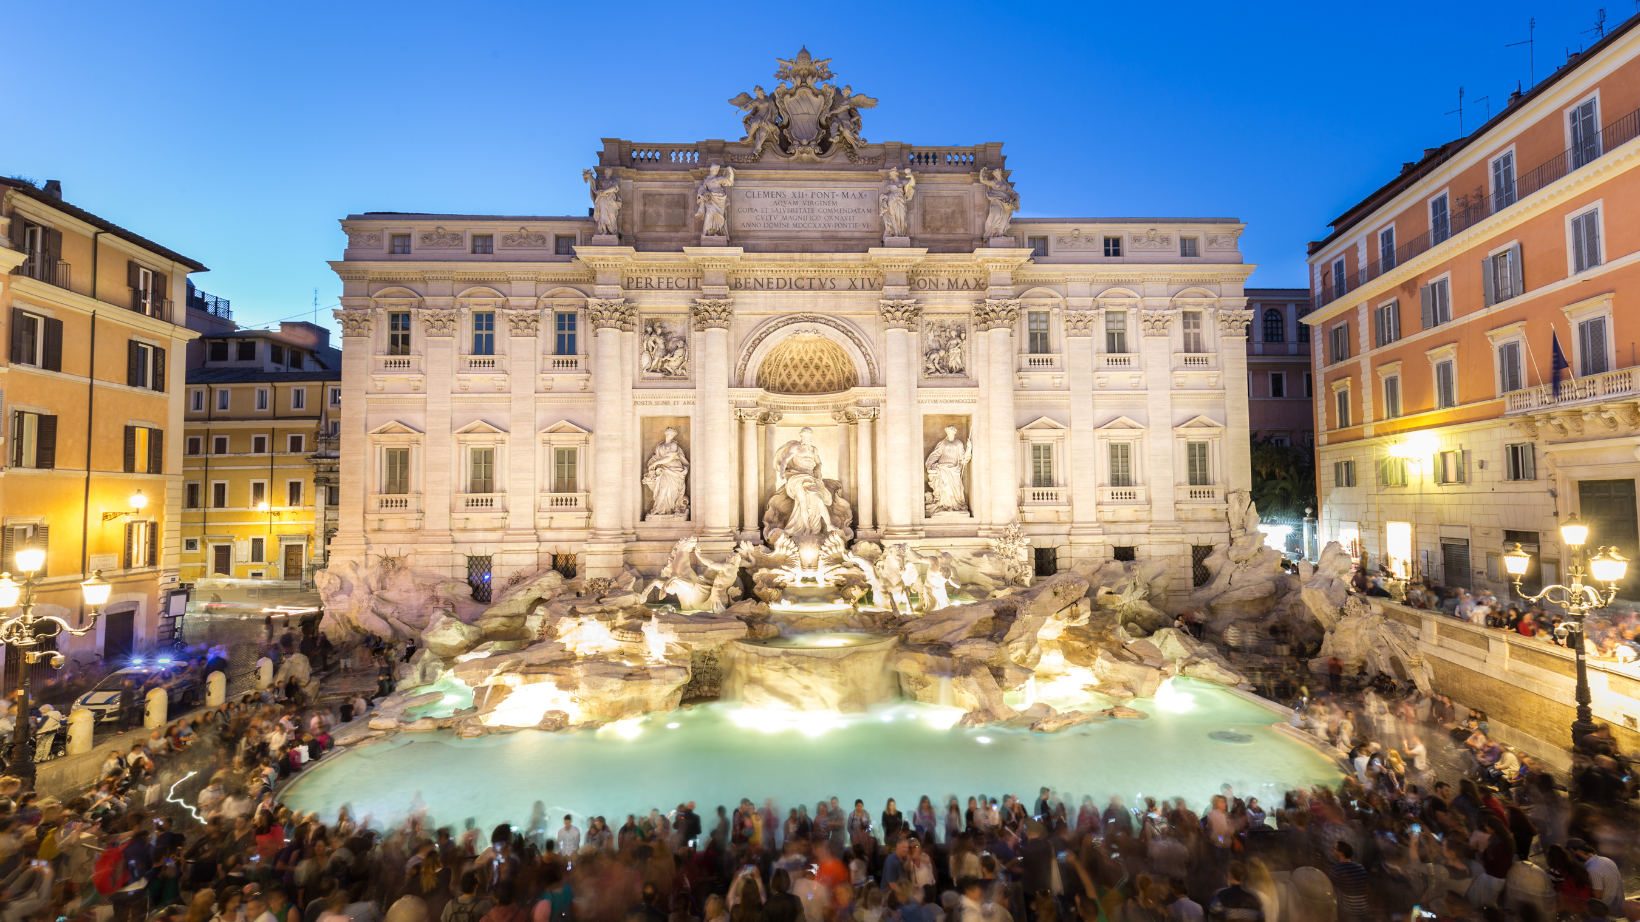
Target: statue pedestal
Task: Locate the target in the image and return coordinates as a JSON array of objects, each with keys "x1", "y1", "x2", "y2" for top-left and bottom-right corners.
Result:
[
  {"x1": 591, "y1": 234, "x2": 619, "y2": 246},
  {"x1": 987, "y1": 237, "x2": 1017, "y2": 248},
  {"x1": 698, "y1": 236, "x2": 728, "y2": 247},
  {"x1": 882, "y1": 236, "x2": 911, "y2": 248}
]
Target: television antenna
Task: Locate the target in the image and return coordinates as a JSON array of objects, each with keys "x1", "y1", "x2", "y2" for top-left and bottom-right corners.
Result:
[
  {"x1": 1506, "y1": 18, "x2": 1535, "y2": 88},
  {"x1": 1445, "y1": 87, "x2": 1466, "y2": 136},
  {"x1": 1584, "y1": 8, "x2": 1608, "y2": 39}
]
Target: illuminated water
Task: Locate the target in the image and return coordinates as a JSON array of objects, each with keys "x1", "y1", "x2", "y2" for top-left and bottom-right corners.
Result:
[{"x1": 285, "y1": 679, "x2": 1338, "y2": 834}]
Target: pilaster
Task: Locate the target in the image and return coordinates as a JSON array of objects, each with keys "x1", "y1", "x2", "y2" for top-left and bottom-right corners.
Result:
[
  {"x1": 977, "y1": 299, "x2": 1021, "y2": 529},
  {"x1": 693, "y1": 298, "x2": 736, "y2": 546},
  {"x1": 586, "y1": 297, "x2": 634, "y2": 576},
  {"x1": 504, "y1": 309, "x2": 541, "y2": 546},
  {"x1": 1063, "y1": 311, "x2": 1102, "y2": 556},
  {"x1": 1217, "y1": 307, "x2": 1255, "y2": 499},
  {"x1": 853, "y1": 408, "x2": 878, "y2": 538},
  {"x1": 1140, "y1": 309, "x2": 1178, "y2": 526},
  {"x1": 422, "y1": 308, "x2": 457, "y2": 539},
  {"x1": 879, "y1": 299, "x2": 921, "y2": 538},
  {"x1": 332, "y1": 310, "x2": 372, "y2": 556}
]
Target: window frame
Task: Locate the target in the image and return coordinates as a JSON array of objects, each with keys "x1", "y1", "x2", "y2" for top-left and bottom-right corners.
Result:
[
  {"x1": 1030, "y1": 442, "x2": 1055, "y2": 489},
  {"x1": 1103, "y1": 236, "x2": 1122, "y2": 258},
  {"x1": 390, "y1": 234, "x2": 412, "y2": 255},
  {"x1": 554, "y1": 310, "x2": 579, "y2": 356},
  {"x1": 216, "y1": 388, "x2": 230, "y2": 411},
  {"x1": 468, "y1": 445, "x2": 497, "y2": 494},
  {"x1": 1491, "y1": 148, "x2": 1517, "y2": 209},
  {"x1": 1562, "y1": 294, "x2": 1615, "y2": 380},
  {"x1": 1567, "y1": 202, "x2": 1605, "y2": 276},
  {"x1": 1428, "y1": 190, "x2": 1451, "y2": 244},
  {"x1": 388, "y1": 311, "x2": 413, "y2": 355},
  {"x1": 1376, "y1": 361, "x2": 1402, "y2": 419},
  {"x1": 472, "y1": 310, "x2": 497, "y2": 356},
  {"x1": 1026, "y1": 309, "x2": 1051, "y2": 355},
  {"x1": 184, "y1": 481, "x2": 201, "y2": 509},
  {"x1": 1328, "y1": 322, "x2": 1350, "y2": 365},
  {"x1": 1373, "y1": 299, "x2": 1401, "y2": 347},
  {"x1": 1420, "y1": 274, "x2": 1453, "y2": 329},
  {"x1": 251, "y1": 434, "x2": 268, "y2": 454},
  {"x1": 1179, "y1": 310, "x2": 1206, "y2": 353},
  {"x1": 1332, "y1": 380, "x2": 1352, "y2": 429},
  {"x1": 211, "y1": 481, "x2": 228, "y2": 508},
  {"x1": 1377, "y1": 224, "x2": 1397, "y2": 271},
  {"x1": 286, "y1": 479, "x2": 305, "y2": 507},
  {"x1": 1566, "y1": 92, "x2": 1601, "y2": 170},
  {"x1": 250, "y1": 480, "x2": 268, "y2": 508},
  {"x1": 330, "y1": 386, "x2": 342, "y2": 406},
  {"x1": 1505, "y1": 442, "x2": 1536, "y2": 481},
  {"x1": 186, "y1": 435, "x2": 202, "y2": 455},
  {"x1": 255, "y1": 388, "x2": 269, "y2": 412},
  {"x1": 1482, "y1": 241, "x2": 1524, "y2": 304},
  {"x1": 1261, "y1": 308, "x2": 1285, "y2": 343},
  {"x1": 1185, "y1": 440, "x2": 1211, "y2": 487},
  {"x1": 1269, "y1": 371, "x2": 1286, "y2": 398},
  {"x1": 1104, "y1": 309, "x2": 1129, "y2": 355},
  {"x1": 288, "y1": 434, "x2": 304, "y2": 453},
  {"x1": 190, "y1": 389, "x2": 205, "y2": 412},
  {"x1": 1179, "y1": 236, "x2": 1199, "y2": 258},
  {"x1": 472, "y1": 234, "x2": 494, "y2": 255},
  {"x1": 1026, "y1": 235, "x2": 1048, "y2": 257},
  {"x1": 212, "y1": 435, "x2": 229, "y2": 455},
  {"x1": 1107, "y1": 440, "x2": 1134, "y2": 488},
  {"x1": 381, "y1": 446, "x2": 412, "y2": 495}
]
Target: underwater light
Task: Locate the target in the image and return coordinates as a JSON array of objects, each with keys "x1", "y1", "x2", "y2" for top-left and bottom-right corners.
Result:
[{"x1": 976, "y1": 736, "x2": 993, "y2": 744}]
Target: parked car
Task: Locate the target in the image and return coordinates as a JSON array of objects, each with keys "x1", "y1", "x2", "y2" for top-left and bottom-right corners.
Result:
[{"x1": 72, "y1": 658, "x2": 202, "y2": 723}]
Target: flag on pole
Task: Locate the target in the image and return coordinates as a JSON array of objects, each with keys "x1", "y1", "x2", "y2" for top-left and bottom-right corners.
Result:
[{"x1": 1550, "y1": 328, "x2": 1569, "y2": 395}]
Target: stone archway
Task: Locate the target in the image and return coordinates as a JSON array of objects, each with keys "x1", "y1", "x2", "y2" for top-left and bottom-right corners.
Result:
[{"x1": 735, "y1": 313, "x2": 878, "y2": 387}]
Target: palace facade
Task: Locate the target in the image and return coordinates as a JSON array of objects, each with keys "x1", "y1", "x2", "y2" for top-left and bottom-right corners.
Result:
[{"x1": 326, "y1": 52, "x2": 1258, "y2": 604}]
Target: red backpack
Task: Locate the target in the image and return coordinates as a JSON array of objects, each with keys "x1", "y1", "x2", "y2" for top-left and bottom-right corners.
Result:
[{"x1": 92, "y1": 840, "x2": 130, "y2": 894}]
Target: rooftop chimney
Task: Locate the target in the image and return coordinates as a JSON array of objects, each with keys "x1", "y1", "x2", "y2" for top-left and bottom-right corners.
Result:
[{"x1": 41, "y1": 180, "x2": 62, "y2": 199}]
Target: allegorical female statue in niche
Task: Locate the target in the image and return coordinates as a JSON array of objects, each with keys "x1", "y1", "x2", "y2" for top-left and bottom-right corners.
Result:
[
  {"x1": 924, "y1": 425, "x2": 972, "y2": 515},
  {"x1": 763, "y1": 427, "x2": 853, "y2": 544},
  {"x1": 642, "y1": 428, "x2": 689, "y2": 518}
]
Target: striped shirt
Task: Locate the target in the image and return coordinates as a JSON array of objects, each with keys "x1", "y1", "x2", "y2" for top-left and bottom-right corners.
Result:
[{"x1": 1328, "y1": 860, "x2": 1371, "y2": 920}]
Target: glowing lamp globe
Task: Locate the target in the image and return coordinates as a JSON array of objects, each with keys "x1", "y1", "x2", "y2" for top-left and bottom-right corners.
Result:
[
  {"x1": 81, "y1": 571, "x2": 112, "y2": 607},
  {"x1": 258, "y1": 501, "x2": 271, "y2": 512},
  {"x1": 1560, "y1": 515, "x2": 1589, "y2": 549},
  {"x1": 1502, "y1": 542, "x2": 1532, "y2": 577},
  {"x1": 14, "y1": 547, "x2": 45, "y2": 574},
  {"x1": 129, "y1": 490, "x2": 147, "y2": 510},
  {"x1": 0, "y1": 574, "x2": 19, "y2": 609},
  {"x1": 1590, "y1": 548, "x2": 1628, "y2": 585}
]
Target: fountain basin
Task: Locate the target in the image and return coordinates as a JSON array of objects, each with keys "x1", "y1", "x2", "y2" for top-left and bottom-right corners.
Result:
[{"x1": 721, "y1": 632, "x2": 899, "y2": 712}]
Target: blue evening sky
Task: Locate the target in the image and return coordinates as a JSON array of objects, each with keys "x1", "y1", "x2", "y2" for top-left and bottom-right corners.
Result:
[{"x1": 10, "y1": 1, "x2": 1613, "y2": 333}]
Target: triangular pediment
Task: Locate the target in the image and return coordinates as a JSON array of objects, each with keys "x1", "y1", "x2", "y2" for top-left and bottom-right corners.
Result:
[
  {"x1": 540, "y1": 420, "x2": 592, "y2": 436},
  {"x1": 1096, "y1": 415, "x2": 1146, "y2": 431},
  {"x1": 454, "y1": 420, "x2": 509, "y2": 436},
  {"x1": 368, "y1": 420, "x2": 422, "y2": 436},
  {"x1": 1019, "y1": 416, "x2": 1070, "y2": 431},
  {"x1": 1174, "y1": 415, "x2": 1223, "y2": 431}
]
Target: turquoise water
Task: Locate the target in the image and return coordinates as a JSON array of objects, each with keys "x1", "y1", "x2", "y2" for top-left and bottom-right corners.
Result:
[
  {"x1": 403, "y1": 673, "x2": 476, "y2": 720},
  {"x1": 286, "y1": 679, "x2": 1338, "y2": 834}
]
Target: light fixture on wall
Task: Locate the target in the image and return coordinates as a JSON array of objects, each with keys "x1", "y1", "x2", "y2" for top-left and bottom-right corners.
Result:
[{"x1": 101, "y1": 490, "x2": 149, "y2": 522}]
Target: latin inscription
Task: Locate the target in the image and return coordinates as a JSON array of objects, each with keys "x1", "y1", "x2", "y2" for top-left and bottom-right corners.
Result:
[
  {"x1": 911, "y1": 277, "x2": 987, "y2": 291},
  {"x1": 624, "y1": 275, "x2": 701, "y2": 290},
  {"x1": 731, "y1": 188, "x2": 877, "y2": 233},
  {"x1": 730, "y1": 276, "x2": 879, "y2": 291}
]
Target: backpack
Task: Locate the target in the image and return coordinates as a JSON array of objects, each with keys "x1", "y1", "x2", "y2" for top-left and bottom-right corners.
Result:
[
  {"x1": 93, "y1": 840, "x2": 130, "y2": 894},
  {"x1": 446, "y1": 897, "x2": 483, "y2": 922}
]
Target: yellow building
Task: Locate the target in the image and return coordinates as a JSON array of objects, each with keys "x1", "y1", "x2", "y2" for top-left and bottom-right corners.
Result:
[
  {"x1": 180, "y1": 322, "x2": 341, "y2": 585},
  {"x1": 1, "y1": 178, "x2": 203, "y2": 680}
]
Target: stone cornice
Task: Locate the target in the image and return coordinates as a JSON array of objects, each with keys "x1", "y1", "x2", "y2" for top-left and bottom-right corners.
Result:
[
  {"x1": 866, "y1": 247, "x2": 929, "y2": 273},
  {"x1": 682, "y1": 247, "x2": 745, "y2": 271},
  {"x1": 971, "y1": 249, "x2": 1034, "y2": 272},
  {"x1": 572, "y1": 246, "x2": 637, "y2": 271}
]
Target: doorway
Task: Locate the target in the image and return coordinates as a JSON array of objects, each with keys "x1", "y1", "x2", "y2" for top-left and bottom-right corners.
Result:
[
  {"x1": 212, "y1": 544, "x2": 231, "y2": 575},
  {"x1": 1440, "y1": 539, "x2": 1472, "y2": 591},
  {"x1": 102, "y1": 606, "x2": 136, "y2": 664},
  {"x1": 1578, "y1": 479, "x2": 1639, "y2": 596},
  {"x1": 283, "y1": 544, "x2": 303, "y2": 581}
]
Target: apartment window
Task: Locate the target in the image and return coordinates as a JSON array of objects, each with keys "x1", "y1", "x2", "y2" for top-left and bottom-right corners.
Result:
[
  {"x1": 1484, "y1": 245, "x2": 1523, "y2": 304},
  {"x1": 250, "y1": 537, "x2": 265, "y2": 563},
  {"x1": 287, "y1": 480, "x2": 304, "y2": 506},
  {"x1": 1269, "y1": 436, "x2": 1290, "y2": 447},
  {"x1": 1378, "y1": 457, "x2": 1408, "y2": 487},
  {"x1": 1578, "y1": 316, "x2": 1609, "y2": 376},
  {"x1": 212, "y1": 435, "x2": 229, "y2": 455},
  {"x1": 1297, "y1": 314, "x2": 1310, "y2": 343},
  {"x1": 208, "y1": 341, "x2": 228, "y2": 362},
  {"x1": 1435, "y1": 360, "x2": 1457, "y2": 409},
  {"x1": 271, "y1": 345, "x2": 284, "y2": 365},
  {"x1": 255, "y1": 388, "x2": 269, "y2": 411},
  {"x1": 289, "y1": 351, "x2": 303, "y2": 370},
  {"x1": 1505, "y1": 442, "x2": 1537, "y2": 481},
  {"x1": 127, "y1": 341, "x2": 163, "y2": 391},
  {"x1": 211, "y1": 482, "x2": 227, "y2": 508},
  {"x1": 552, "y1": 446, "x2": 579, "y2": 493},
  {"x1": 123, "y1": 426, "x2": 162, "y2": 474},
  {"x1": 1026, "y1": 236, "x2": 1048, "y2": 257},
  {"x1": 288, "y1": 434, "x2": 304, "y2": 453},
  {"x1": 1333, "y1": 459, "x2": 1356, "y2": 487},
  {"x1": 1108, "y1": 442, "x2": 1133, "y2": 487},
  {"x1": 8, "y1": 309, "x2": 54, "y2": 371},
  {"x1": 186, "y1": 436, "x2": 202, "y2": 455},
  {"x1": 216, "y1": 389, "x2": 230, "y2": 411},
  {"x1": 383, "y1": 447, "x2": 410, "y2": 494},
  {"x1": 1027, "y1": 310, "x2": 1050, "y2": 354},
  {"x1": 330, "y1": 386, "x2": 342, "y2": 406},
  {"x1": 1383, "y1": 375, "x2": 1402, "y2": 418},
  {"x1": 1270, "y1": 372, "x2": 1286, "y2": 398},
  {"x1": 328, "y1": 485, "x2": 339, "y2": 505},
  {"x1": 1435, "y1": 449, "x2": 1466, "y2": 484},
  {"x1": 291, "y1": 388, "x2": 306, "y2": 410},
  {"x1": 237, "y1": 341, "x2": 256, "y2": 361},
  {"x1": 1331, "y1": 258, "x2": 1346, "y2": 295},
  {"x1": 1498, "y1": 342, "x2": 1523, "y2": 393},
  {"x1": 190, "y1": 389, "x2": 205, "y2": 412},
  {"x1": 1186, "y1": 441, "x2": 1210, "y2": 486},
  {"x1": 1305, "y1": 372, "x2": 1313, "y2": 397},
  {"x1": 1262, "y1": 309, "x2": 1284, "y2": 343},
  {"x1": 555, "y1": 311, "x2": 578, "y2": 355},
  {"x1": 472, "y1": 234, "x2": 494, "y2": 255},
  {"x1": 1103, "y1": 236, "x2": 1122, "y2": 257},
  {"x1": 1378, "y1": 226, "x2": 1396, "y2": 271},
  {"x1": 185, "y1": 482, "x2": 201, "y2": 509},
  {"x1": 388, "y1": 312, "x2": 412, "y2": 355},
  {"x1": 1430, "y1": 193, "x2": 1450, "y2": 244},
  {"x1": 473, "y1": 311, "x2": 496, "y2": 355},
  {"x1": 131, "y1": 264, "x2": 162, "y2": 315},
  {"x1": 1180, "y1": 311, "x2": 1205, "y2": 353},
  {"x1": 1419, "y1": 278, "x2": 1452, "y2": 328},
  {"x1": 252, "y1": 434, "x2": 268, "y2": 454},
  {"x1": 1104, "y1": 311, "x2": 1127, "y2": 354},
  {"x1": 469, "y1": 447, "x2": 495, "y2": 493},
  {"x1": 1334, "y1": 389, "x2": 1351, "y2": 428},
  {"x1": 1492, "y1": 152, "x2": 1517, "y2": 209},
  {"x1": 1374, "y1": 301, "x2": 1400, "y2": 347},
  {"x1": 10, "y1": 412, "x2": 57, "y2": 469},
  {"x1": 1030, "y1": 443, "x2": 1054, "y2": 488},
  {"x1": 1328, "y1": 323, "x2": 1350, "y2": 364},
  {"x1": 390, "y1": 234, "x2": 411, "y2": 254},
  {"x1": 1569, "y1": 99, "x2": 1599, "y2": 169},
  {"x1": 124, "y1": 521, "x2": 155, "y2": 570},
  {"x1": 250, "y1": 481, "x2": 267, "y2": 508},
  {"x1": 554, "y1": 235, "x2": 576, "y2": 256},
  {"x1": 1179, "y1": 236, "x2": 1198, "y2": 258},
  {"x1": 1571, "y1": 209, "x2": 1602, "y2": 274}
]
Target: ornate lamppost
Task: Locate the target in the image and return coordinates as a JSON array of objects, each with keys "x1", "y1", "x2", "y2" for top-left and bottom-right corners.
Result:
[
  {"x1": 1502, "y1": 513, "x2": 1629, "y2": 747},
  {"x1": 0, "y1": 548, "x2": 112, "y2": 785}
]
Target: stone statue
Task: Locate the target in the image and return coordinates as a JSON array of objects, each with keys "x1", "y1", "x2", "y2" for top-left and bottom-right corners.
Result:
[
  {"x1": 697, "y1": 541, "x2": 753, "y2": 612},
  {"x1": 924, "y1": 425, "x2": 973, "y2": 516},
  {"x1": 642, "y1": 536, "x2": 712, "y2": 611},
  {"x1": 582, "y1": 168, "x2": 621, "y2": 238},
  {"x1": 642, "y1": 428, "x2": 690, "y2": 518},
  {"x1": 727, "y1": 86, "x2": 779, "y2": 158},
  {"x1": 768, "y1": 427, "x2": 847, "y2": 542},
  {"x1": 641, "y1": 614, "x2": 678, "y2": 663},
  {"x1": 823, "y1": 84, "x2": 875, "y2": 153},
  {"x1": 695, "y1": 164, "x2": 735, "y2": 237},
  {"x1": 879, "y1": 168, "x2": 916, "y2": 239},
  {"x1": 875, "y1": 543, "x2": 912, "y2": 615},
  {"x1": 977, "y1": 168, "x2": 1020, "y2": 240},
  {"x1": 922, "y1": 321, "x2": 967, "y2": 376},
  {"x1": 726, "y1": 49, "x2": 876, "y2": 162},
  {"x1": 640, "y1": 320, "x2": 689, "y2": 377},
  {"x1": 922, "y1": 552, "x2": 960, "y2": 611}
]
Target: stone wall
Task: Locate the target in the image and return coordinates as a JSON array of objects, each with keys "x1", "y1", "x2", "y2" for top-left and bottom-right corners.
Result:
[{"x1": 1368, "y1": 598, "x2": 1640, "y2": 769}]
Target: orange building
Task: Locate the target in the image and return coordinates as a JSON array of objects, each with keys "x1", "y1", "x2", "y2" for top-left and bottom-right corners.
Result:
[
  {"x1": 1, "y1": 179, "x2": 203, "y2": 684},
  {"x1": 1305, "y1": 17, "x2": 1640, "y2": 598}
]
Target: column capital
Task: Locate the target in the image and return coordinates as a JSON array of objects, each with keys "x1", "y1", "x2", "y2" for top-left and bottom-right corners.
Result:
[
  {"x1": 421, "y1": 309, "x2": 458, "y2": 336},
  {"x1": 504, "y1": 309, "x2": 542, "y2": 336},
  {"x1": 975, "y1": 298, "x2": 1021, "y2": 331},
  {"x1": 878, "y1": 299, "x2": 921, "y2": 329},
  {"x1": 1139, "y1": 308, "x2": 1176, "y2": 336},
  {"x1": 853, "y1": 406, "x2": 880, "y2": 421},
  {"x1": 735, "y1": 407, "x2": 765, "y2": 422},
  {"x1": 1063, "y1": 310, "x2": 1099, "y2": 337},
  {"x1": 692, "y1": 298, "x2": 735, "y2": 330},
  {"x1": 335, "y1": 309, "x2": 373, "y2": 337},
  {"x1": 1216, "y1": 308, "x2": 1255, "y2": 338},
  {"x1": 588, "y1": 298, "x2": 635, "y2": 331}
]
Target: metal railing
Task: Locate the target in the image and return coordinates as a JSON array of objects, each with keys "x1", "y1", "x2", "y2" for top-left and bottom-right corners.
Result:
[
  {"x1": 1503, "y1": 366, "x2": 1639, "y2": 413},
  {"x1": 13, "y1": 255, "x2": 71, "y2": 289},
  {"x1": 1315, "y1": 103, "x2": 1640, "y2": 309},
  {"x1": 131, "y1": 291, "x2": 173, "y2": 322},
  {"x1": 186, "y1": 283, "x2": 232, "y2": 320}
]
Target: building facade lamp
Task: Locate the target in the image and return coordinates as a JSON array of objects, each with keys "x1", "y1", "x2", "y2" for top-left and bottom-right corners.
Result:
[
  {"x1": 1502, "y1": 542, "x2": 1532, "y2": 577},
  {"x1": 102, "y1": 490, "x2": 150, "y2": 522}
]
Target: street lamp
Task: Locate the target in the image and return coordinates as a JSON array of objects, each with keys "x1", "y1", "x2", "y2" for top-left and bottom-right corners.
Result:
[
  {"x1": 101, "y1": 490, "x2": 149, "y2": 522},
  {"x1": 1502, "y1": 513, "x2": 1630, "y2": 747},
  {"x1": 0, "y1": 553, "x2": 111, "y2": 785}
]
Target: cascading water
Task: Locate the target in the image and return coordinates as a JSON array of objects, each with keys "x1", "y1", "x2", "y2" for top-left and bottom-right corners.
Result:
[{"x1": 719, "y1": 632, "x2": 901, "y2": 712}]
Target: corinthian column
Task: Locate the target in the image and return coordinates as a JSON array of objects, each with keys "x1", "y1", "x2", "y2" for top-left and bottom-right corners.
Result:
[
  {"x1": 978, "y1": 298, "x2": 1021, "y2": 527},
  {"x1": 1064, "y1": 310, "x2": 1101, "y2": 554},
  {"x1": 853, "y1": 408, "x2": 877, "y2": 536},
  {"x1": 588, "y1": 298, "x2": 633, "y2": 554},
  {"x1": 737, "y1": 409, "x2": 762, "y2": 539},
  {"x1": 693, "y1": 298, "x2": 736, "y2": 545},
  {"x1": 1218, "y1": 307, "x2": 1255, "y2": 496},
  {"x1": 879, "y1": 300, "x2": 920, "y2": 537}
]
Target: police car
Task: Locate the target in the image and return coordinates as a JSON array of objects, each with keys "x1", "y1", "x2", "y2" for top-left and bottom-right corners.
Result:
[{"x1": 73, "y1": 658, "x2": 202, "y2": 723}]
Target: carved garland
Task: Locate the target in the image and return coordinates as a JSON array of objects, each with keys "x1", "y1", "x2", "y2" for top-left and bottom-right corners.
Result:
[
  {"x1": 877, "y1": 299, "x2": 921, "y2": 329},
  {"x1": 421, "y1": 310, "x2": 459, "y2": 336},
  {"x1": 345, "y1": 230, "x2": 381, "y2": 248},
  {"x1": 419, "y1": 227, "x2": 464, "y2": 248},
  {"x1": 588, "y1": 298, "x2": 635, "y2": 332},
  {"x1": 501, "y1": 228, "x2": 548, "y2": 247},
  {"x1": 736, "y1": 313, "x2": 879, "y2": 386},
  {"x1": 691, "y1": 298, "x2": 735, "y2": 331},
  {"x1": 336, "y1": 310, "x2": 373, "y2": 337}
]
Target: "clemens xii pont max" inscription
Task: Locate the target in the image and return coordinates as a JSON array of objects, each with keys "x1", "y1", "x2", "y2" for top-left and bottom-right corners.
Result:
[{"x1": 731, "y1": 188, "x2": 877, "y2": 233}]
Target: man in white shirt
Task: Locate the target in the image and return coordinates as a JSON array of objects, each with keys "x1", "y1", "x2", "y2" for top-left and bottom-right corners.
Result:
[
  {"x1": 790, "y1": 868, "x2": 829, "y2": 922},
  {"x1": 1571, "y1": 839, "x2": 1623, "y2": 907},
  {"x1": 556, "y1": 814, "x2": 582, "y2": 855}
]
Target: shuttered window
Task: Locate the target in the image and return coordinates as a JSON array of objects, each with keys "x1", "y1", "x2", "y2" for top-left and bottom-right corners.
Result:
[
  {"x1": 126, "y1": 341, "x2": 164, "y2": 391},
  {"x1": 1430, "y1": 194, "x2": 1450, "y2": 243},
  {"x1": 1335, "y1": 389, "x2": 1351, "y2": 428},
  {"x1": 1108, "y1": 442, "x2": 1133, "y2": 487},
  {"x1": 1498, "y1": 342, "x2": 1523, "y2": 393},
  {"x1": 11, "y1": 412, "x2": 57, "y2": 468},
  {"x1": 1482, "y1": 245, "x2": 1524, "y2": 305},
  {"x1": 1419, "y1": 279, "x2": 1452, "y2": 328},
  {"x1": 1492, "y1": 153, "x2": 1516, "y2": 208},
  {"x1": 1435, "y1": 360, "x2": 1457, "y2": 409},
  {"x1": 127, "y1": 261, "x2": 168, "y2": 317},
  {"x1": 1374, "y1": 301, "x2": 1400, "y2": 347},
  {"x1": 1378, "y1": 457, "x2": 1408, "y2": 487},
  {"x1": 1383, "y1": 376, "x2": 1401, "y2": 418},
  {"x1": 1329, "y1": 323, "x2": 1350, "y2": 364},
  {"x1": 1569, "y1": 99, "x2": 1599, "y2": 169},
  {"x1": 1186, "y1": 441, "x2": 1210, "y2": 486},
  {"x1": 1578, "y1": 316, "x2": 1609, "y2": 376},
  {"x1": 1436, "y1": 449, "x2": 1468, "y2": 484},
  {"x1": 9, "y1": 309, "x2": 62, "y2": 371},
  {"x1": 122, "y1": 425, "x2": 163, "y2": 474},
  {"x1": 2, "y1": 525, "x2": 49, "y2": 577},
  {"x1": 1379, "y1": 226, "x2": 1396, "y2": 270},
  {"x1": 1572, "y1": 210, "x2": 1602, "y2": 274},
  {"x1": 1031, "y1": 443, "x2": 1054, "y2": 488},
  {"x1": 1505, "y1": 443, "x2": 1536, "y2": 481},
  {"x1": 123, "y1": 521, "x2": 155, "y2": 569},
  {"x1": 1333, "y1": 460, "x2": 1356, "y2": 488}
]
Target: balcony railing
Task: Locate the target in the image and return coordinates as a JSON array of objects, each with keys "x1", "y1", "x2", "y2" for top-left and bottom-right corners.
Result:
[
  {"x1": 1503, "y1": 366, "x2": 1639, "y2": 413},
  {"x1": 129, "y1": 290, "x2": 173, "y2": 322},
  {"x1": 459, "y1": 493, "x2": 506, "y2": 511},
  {"x1": 1099, "y1": 485, "x2": 1147, "y2": 504},
  {"x1": 185, "y1": 282, "x2": 232, "y2": 320},
  {"x1": 1019, "y1": 486, "x2": 1068, "y2": 506},
  {"x1": 544, "y1": 354, "x2": 583, "y2": 373},
  {"x1": 1179, "y1": 484, "x2": 1223, "y2": 503},
  {"x1": 541, "y1": 492, "x2": 588, "y2": 510},
  {"x1": 13, "y1": 255, "x2": 70, "y2": 289},
  {"x1": 1019, "y1": 353, "x2": 1063, "y2": 371},
  {"x1": 1174, "y1": 353, "x2": 1216, "y2": 369},
  {"x1": 1100, "y1": 353, "x2": 1137, "y2": 369},
  {"x1": 1315, "y1": 103, "x2": 1640, "y2": 309},
  {"x1": 372, "y1": 493, "x2": 422, "y2": 513},
  {"x1": 462, "y1": 354, "x2": 505, "y2": 372},
  {"x1": 374, "y1": 354, "x2": 423, "y2": 374}
]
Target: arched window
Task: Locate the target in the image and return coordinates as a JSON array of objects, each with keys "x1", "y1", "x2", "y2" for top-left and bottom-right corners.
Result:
[{"x1": 1262, "y1": 308, "x2": 1286, "y2": 343}]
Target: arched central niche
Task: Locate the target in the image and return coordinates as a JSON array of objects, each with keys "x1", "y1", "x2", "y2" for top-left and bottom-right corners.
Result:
[{"x1": 757, "y1": 334, "x2": 858, "y2": 395}]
